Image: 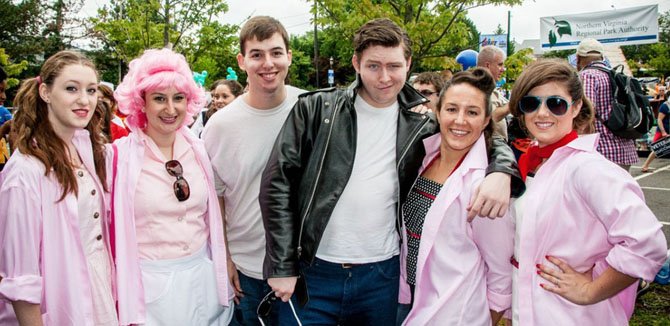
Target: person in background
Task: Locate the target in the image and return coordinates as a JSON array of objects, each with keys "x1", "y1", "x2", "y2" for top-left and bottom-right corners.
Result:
[
  {"x1": 111, "y1": 48, "x2": 234, "y2": 325},
  {"x1": 412, "y1": 72, "x2": 444, "y2": 113},
  {"x1": 577, "y1": 38, "x2": 637, "y2": 172},
  {"x1": 0, "y1": 68, "x2": 11, "y2": 125},
  {"x1": 508, "y1": 59, "x2": 667, "y2": 325},
  {"x1": 478, "y1": 45, "x2": 510, "y2": 141},
  {"x1": 641, "y1": 90, "x2": 669, "y2": 173},
  {"x1": 399, "y1": 68, "x2": 513, "y2": 325},
  {"x1": 98, "y1": 83, "x2": 129, "y2": 141},
  {"x1": 0, "y1": 50, "x2": 116, "y2": 325},
  {"x1": 191, "y1": 79, "x2": 243, "y2": 137}
]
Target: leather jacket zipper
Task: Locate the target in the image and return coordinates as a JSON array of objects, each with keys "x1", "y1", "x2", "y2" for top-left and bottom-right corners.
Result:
[
  {"x1": 297, "y1": 104, "x2": 340, "y2": 258},
  {"x1": 395, "y1": 114, "x2": 430, "y2": 239}
]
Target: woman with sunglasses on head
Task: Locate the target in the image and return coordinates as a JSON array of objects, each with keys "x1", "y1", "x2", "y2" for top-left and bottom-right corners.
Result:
[
  {"x1": 0, "y1": 51, "x2": 116, "y2": 325},
  {"x1": 111, "y1": 48, "x2": 234, "y2": 325},
  {"x1": 398, "y1": 68, "x2": 514, "y2": 325},
  {"x1": 508, "y1": 59, "x2": 667, "y2": 325}
]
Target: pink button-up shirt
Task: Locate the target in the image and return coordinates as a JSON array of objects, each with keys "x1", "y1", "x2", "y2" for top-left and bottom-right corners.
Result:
[
  {"x1": 134, "y1": 131, "x2": 208, "y2": 260},
  {"x1": 0, "y1": 130, "x2": 113, "y2": 326},
  {"x1": 399, "y1": 134, "x2": 514, "y2": 325},
  {"x1": 514, "y1": 134, "x2": 667, "y2": 325},
  {"x1": 110, "y1": 127, "x2": 233, "y2": 325}
]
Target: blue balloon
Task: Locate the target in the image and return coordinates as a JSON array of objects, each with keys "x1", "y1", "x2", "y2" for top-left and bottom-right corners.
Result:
[{"x1": 456, "y1": 50, "x2": 478, "y2": 71}]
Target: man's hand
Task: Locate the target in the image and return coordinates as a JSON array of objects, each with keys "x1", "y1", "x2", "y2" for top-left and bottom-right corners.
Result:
[
  {"x1": 267, "y1": 276, "x2": 298, "y2": 302},
  {"x1": 467, "y1": 172, "x2": 511, "y2": 221},
  {"x1": 227, "y1": 257, "x2": 243, "y2": 304}
]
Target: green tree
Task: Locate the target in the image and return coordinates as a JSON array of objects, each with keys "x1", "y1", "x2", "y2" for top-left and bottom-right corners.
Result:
[
  {"x1": 0, "y1": 0, "x2": 44, "y2": 63},
  {"x1": 503, "y1": 47, "x2": 534, "y2": 89},
  {"x1": 0, "y1": 48, "x2": 29, "y2": 106},
  {"x1": 623, "y1": 10, "x2": 670, "y2": 77},
  {"x1": 91, "y1": 0, "x2": 238, "y2": 84},
  {"x1": 313, "y1": 0, "x2": 521, "y2": 83}
]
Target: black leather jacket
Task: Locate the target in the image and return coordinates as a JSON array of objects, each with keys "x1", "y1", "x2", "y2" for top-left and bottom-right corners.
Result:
[{"x1": 260, "y1": 79, "x2": 524, "y2": 280}]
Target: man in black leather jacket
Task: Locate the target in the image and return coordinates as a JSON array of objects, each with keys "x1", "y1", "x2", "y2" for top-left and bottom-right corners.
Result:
[{"x1": 260, "y1": 18, "x2": 523, "y2": 325}]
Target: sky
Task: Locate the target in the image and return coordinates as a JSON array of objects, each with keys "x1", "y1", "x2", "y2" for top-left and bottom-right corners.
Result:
[{"x1": 81, "y1": 0, "x2": 669, "y2": 44}]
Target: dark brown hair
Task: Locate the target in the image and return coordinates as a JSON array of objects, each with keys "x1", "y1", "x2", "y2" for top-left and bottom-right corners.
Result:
[
  {"x1": 239, "y1": 16, "x2": 289, "y2": 55},
  {"x1": 413, "y1": 72, "x2": 446, "y2": 92},
  {"x1": 353, "y1": 18, "x2": 412, "y2": 60},
  {"x1": 13, "y1": 50, "x2": 108, "y2": 200},
  {"x1": 509, "y1": 59, "x2": 594, "y2": 134},
  {"x1": 206, "y1": 79, "x2": 244, "y2": 121},
  {"x1": 436, "y1": 67, "x2": 496, "y2": 149}
]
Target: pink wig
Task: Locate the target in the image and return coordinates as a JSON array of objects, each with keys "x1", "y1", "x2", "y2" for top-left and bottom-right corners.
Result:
[{"x1": 115, "y1": 48, "x2": 206, "y2": 130}]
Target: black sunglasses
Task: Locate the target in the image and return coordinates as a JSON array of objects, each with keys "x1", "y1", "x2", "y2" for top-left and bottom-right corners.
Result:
[
  {"x1": 418, "y1": 89, "x2": 438, "y2": 97},
  {"x1": 165, "y1": 160, "x2": 190, "y2": 202},
  {"x1": 257, "y1": 291, "x2": 302, "y2": 326},
  {"x1": 518, "y1": 95, "x2": 573, "y2": 116}
]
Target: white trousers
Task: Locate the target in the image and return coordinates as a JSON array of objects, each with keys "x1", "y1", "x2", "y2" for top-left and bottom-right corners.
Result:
[{"x1": 140, "y1": 245, "x2": 234, "y2": 325}]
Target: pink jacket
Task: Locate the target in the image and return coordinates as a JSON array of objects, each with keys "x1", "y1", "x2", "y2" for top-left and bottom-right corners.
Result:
[
  {"x1": 514, "y1": 134, "x2": 667, "y2": 325},
  {"x1": 399, "y1": 134, "x2": 514, "y2": 325},
  {"x1": 110, "y1": 127, "x2": 233, "y2": 325},
  {"x1": 0, "y1": 130, "x2": 114, "y2": 326}
]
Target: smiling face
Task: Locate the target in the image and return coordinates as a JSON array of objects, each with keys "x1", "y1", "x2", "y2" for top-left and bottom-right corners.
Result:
[
  {"x1": 353, "y1": 45, "x2": 411, "y2": 108},
  {"x1": 237, "y1": 32, "x2": 292, "y2": 96},
  {"x1": 211, "y1": 84, "x2": 236, "y2": 109},
  {"x1": 144, "y1": 86, "x2": 187, "y2": 140},
  {"x1": 523, "y1": 81, "x2": 581, "y2": 147},
  {"x1": 39, "y1": 64, "x2": 98, "y2": 140},
  {"x1": 437, "y1": 83, "x2": 491, "y2": 156}
]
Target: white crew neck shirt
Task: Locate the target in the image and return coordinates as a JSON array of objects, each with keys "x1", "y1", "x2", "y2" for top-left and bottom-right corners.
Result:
[
  {"x1": 316, "y1": 95, "x2": 400, "y2": 263},
  {"x1": 202, "y1": 85, "x2": 304, "y2": 279}
]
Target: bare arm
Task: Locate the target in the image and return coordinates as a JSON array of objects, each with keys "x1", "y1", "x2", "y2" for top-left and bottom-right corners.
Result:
[
  {"x1": 219, "y1": 196, "x2": 242, "y2": 303},
  {"x1": 492, "y1": 104, "x2": 510, "y2": 122},
  {"x1": 12, "y1": 301, "x2": 42, "y2": 326},
  {"x1": 657, "y1": 112, "x2": 667, "y2": 135}
]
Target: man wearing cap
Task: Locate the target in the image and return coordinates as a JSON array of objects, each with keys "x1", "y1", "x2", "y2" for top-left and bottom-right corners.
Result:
[{"x1": 577, "y1": 38, "x2": 637, "y2": 171}]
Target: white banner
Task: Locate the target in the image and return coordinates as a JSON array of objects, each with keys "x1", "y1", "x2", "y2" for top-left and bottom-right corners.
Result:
[
  {"x1": 479, "y1": 34, "x2": 508, "y2": 55},
  {"x1": 540, "y1": 4, "x2": 658, "y2": 51}
]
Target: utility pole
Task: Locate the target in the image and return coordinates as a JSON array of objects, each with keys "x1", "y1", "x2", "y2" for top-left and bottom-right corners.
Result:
[
  {"x1": 313, "y1": 0, "x2": 320, "y2": 88},
  {"x1": 507, "y1": 10, "x2": 512, "y2": 57}
]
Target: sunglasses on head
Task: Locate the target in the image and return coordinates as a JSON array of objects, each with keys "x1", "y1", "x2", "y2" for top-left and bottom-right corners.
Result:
[
  {"x1": 165, "y1": 160, "x2": 190, "y2": 202},
  {"x1": 257, "y1": 291, "x2": 303, "y2": 326},
  {"x1": 518, "y1": 95, "x2": 573, "y2": 116}
]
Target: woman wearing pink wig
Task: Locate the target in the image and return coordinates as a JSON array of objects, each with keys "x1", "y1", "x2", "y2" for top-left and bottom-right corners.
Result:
[{"x1": 111, "y1": 48, "x2": 234, "y2": 325}]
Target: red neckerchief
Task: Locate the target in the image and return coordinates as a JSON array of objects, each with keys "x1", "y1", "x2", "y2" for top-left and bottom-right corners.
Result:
[{"x1": 518, "y1": 130, "x2": 577, "y2": 181}]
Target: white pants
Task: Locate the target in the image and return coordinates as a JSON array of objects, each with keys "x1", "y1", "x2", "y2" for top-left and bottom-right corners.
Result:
[{"x1": 140, "y1": 245, "x2": 234, "y2": 325}]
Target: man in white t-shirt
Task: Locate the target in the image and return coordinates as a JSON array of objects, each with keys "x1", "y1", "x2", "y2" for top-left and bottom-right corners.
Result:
[
  {"x1": 201, "y1": 16, "x2": 304, "y2": 326},
  {"x1": 260, "y1": 18, "x2": 523, "y2": 325}
]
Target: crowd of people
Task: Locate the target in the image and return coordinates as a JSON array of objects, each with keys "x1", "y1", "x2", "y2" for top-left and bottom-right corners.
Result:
[{"x1": 0, "y1": 15, "x2": 667, "y2": 326}]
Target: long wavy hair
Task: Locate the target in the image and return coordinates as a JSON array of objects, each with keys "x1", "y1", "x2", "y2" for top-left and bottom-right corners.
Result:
[{"x1": 12, "y1": 50, "x2": 108, "y2": 201}]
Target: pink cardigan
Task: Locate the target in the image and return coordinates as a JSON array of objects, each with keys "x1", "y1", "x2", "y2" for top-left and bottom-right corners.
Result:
[
  {"x1": 399, "y1": 134, "x2": 514, "y2": 325},
  {"x1": 0, "y1": 130, "x2": 114, "y2": 325},
  {"x1": 514, "y1": 134, "x2": 667, "y2": 325},
  {"x1": 110, "y1": 127, "x2": 233, "y2": 325}
]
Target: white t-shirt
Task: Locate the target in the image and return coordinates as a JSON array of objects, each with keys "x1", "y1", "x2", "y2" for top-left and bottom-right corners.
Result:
[
  {"x1": 202, "y1": 85, "x2": 304, "y2": 279},
  {"x1": 316, "y1": 96, "x2": 400, "y2": 263}
]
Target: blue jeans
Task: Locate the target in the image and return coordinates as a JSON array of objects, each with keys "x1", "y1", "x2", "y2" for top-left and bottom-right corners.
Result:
[
  {"x1": 278, "y1": 256, "x2": 400, "y2": 326},
  {"x1": 230, "y1": 271, "x2": 278, "y2": 326}
]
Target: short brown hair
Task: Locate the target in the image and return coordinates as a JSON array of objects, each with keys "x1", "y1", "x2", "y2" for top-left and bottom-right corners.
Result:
[
  {"x1": 509, "y1": 59, "x2": 594, "y2": 133},
  {"x1": 239, "y1": 16, "x2": 289, "y2": 55},
  {"x1": 413, "y1": 72, "x2": 445, "y2": 92},
  {"x1": 353, "y1": 18, "x2": 411, "y2": 60}
]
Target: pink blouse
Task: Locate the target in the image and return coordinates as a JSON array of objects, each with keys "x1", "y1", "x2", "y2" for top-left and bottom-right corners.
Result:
[
  {"x1": 134, "y1": 131, "x2": 208, "y2": 260},
  {"x1": 0, "y1": 130, "x2": 114, "y2": 325}
]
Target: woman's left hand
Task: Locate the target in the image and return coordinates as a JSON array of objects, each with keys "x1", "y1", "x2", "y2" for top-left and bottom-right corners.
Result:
[{"x1": 537, "y1": 255, "x2": 595, "y2": 305}]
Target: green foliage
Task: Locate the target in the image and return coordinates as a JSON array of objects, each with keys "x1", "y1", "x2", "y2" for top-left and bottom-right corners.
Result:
[
  {"x1": 91, "y1": 0, "x2": 238, "y2": 84},
  {"x1": 0, "y1": 48, "x2": 29, "y2": 88},
  {"x1": 313, "y1": 0, "x2": 522, "y2": 83},
  {"x1": 622, "y1": 10, "x2": 670, "y2": 77},
  {"x1": 503, "y1": 47, "x2": 534, "y2": 89}
]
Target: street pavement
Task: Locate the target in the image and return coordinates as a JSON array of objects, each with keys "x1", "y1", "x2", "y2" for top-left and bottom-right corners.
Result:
[{"x1": 630, "y1": 155, "x2": 670, "y2": 250}]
